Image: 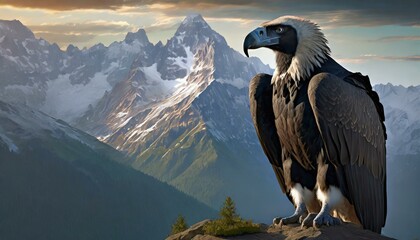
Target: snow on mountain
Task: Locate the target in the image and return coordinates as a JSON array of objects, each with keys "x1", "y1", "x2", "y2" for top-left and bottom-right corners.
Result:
[
  {"x1": 0, "y1": 19, "x2": 152, "y2": 123},
  {"x1": 77, "y1": 14, "x2": 271, "y2": 149},
  {"x1": 75, "y1": 14, "x2": 283, "y2": 220},
  {"x1": 374, "y1": 83, "x2": 420, "y2": 155},
  {"x1": 40, "y1": 71, "x2": 112, "y2": 121},
  {"x1": 0, "y1": 99, "x2": 102, "y2": 151}
]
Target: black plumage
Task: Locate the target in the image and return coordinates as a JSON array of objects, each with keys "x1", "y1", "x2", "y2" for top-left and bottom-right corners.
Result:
[
  {"x1": 308, "y1": 71, "x2": 387, "y2": 232},
  {"x1": 245, "y1": 16, "x2": 386, "y2": 233}
]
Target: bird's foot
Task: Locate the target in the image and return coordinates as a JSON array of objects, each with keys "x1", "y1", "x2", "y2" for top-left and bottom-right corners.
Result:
[
  {"x1": 273, "y1": 212, "x2": 307, "y2": 227},
  {"x1": 300, "y1": 213, "x2": 317, "y2": 228},
  {"x1": 273, "y1": 204, "x2": 308, "y2": 227},
  {"x1": 312, "y1": 212, "x2": 341, "y2": 228}
]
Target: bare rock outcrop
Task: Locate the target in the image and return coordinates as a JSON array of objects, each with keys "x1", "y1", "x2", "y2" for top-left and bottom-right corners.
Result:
[
  {"x1": 168, "y1": 222, "x2": 395, "y2": 240},
  {"x1": 166, "y1": 219, "x2": 211, "y2": 240}
]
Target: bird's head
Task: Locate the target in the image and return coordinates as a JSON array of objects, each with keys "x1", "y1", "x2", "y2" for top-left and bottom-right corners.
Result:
[{"x1": 244, "y1": 16, "x2": 330, "y2": 82}]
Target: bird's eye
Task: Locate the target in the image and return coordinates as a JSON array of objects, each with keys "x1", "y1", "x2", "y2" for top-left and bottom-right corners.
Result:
[{"x1": 275, "y1": 27, "x2": 284, "y2": 33}]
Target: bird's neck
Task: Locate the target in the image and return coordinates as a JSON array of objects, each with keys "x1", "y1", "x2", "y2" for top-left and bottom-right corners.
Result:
[
  {"x1": 272, "y1": 51, "x2": 300, "y2": 86},
  {"x1": 275, "y1": 52, "x2": 294, "y2": 75}
]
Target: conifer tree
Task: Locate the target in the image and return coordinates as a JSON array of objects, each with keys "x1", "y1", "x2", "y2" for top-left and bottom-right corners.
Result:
[
  {"x1": 203, "y1": 196, "x2": 261, "y2": 236},
  {"x1": 170, "y1": 215, "x2": 188, "y2": 235},
  {"x1": 220, "y1": 196, "x2": 238, "y2": 226}
]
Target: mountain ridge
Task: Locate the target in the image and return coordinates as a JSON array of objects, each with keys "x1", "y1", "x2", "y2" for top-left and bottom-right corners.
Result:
[
  {"x1": 374, "y1": 83, "x2": 420, "y2": 155},
  {"x1": 0, "y1": 18, "x2": 155, "y2": 122}
]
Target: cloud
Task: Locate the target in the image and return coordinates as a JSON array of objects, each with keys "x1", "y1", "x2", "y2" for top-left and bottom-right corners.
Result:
[
  {"x1": 27, "y1": 21, "x2": 137, "y2": 48},
  {"x1": 372, "y1": 35, "x2": 420, "y2": 42},
  {"x1": 142, "y1": 15, "x2": 182, "y2": 33},
  {"x1": 1, "y1": 0, "x2": 418, "y2": 27},
  {"x1": 336, "y1": 58, "x2": 366, "y2": 64},
  {"x1": 34, "y1": 32, "x2": 96, "y2": 46},
  {"x1": 0, "y1": 0, "x2": 121, "y2": 10},
  {"x1": 374, "y1": 55, "x2": 420, "y2": 61},
  {"x1": 337, "y1": 54, "x2": 420, "y2": 64},
  {"x1": 28, "y1": 21, "x2": 135, "y2": 35},
  {"x1": 144, "y1": 22, "x2": 179, "y2": 33}
]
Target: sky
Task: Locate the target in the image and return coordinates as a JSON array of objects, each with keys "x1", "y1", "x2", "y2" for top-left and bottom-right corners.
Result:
[{"x1": 0, "y1": 0, "x2": 419, "y2": 86}]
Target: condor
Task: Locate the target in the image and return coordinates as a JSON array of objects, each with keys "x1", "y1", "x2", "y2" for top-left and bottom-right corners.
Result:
[{"x1": 244, "y1": 16, "x2": 387, "y2": 233}]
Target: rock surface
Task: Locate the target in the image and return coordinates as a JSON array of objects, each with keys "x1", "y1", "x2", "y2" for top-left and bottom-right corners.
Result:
[
  {"x1": 166, "y1": 219, "x2": 211, "y2": 240},
  {"x1": 168, "y1": 223, "x2": 395, "y2": 240}
]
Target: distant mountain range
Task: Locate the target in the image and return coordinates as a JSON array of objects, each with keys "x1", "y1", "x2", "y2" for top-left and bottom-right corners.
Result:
[
  {"x1": 0, "y1": 14, "x2": 419, "y2": 239},
  {"x1": 374, "y1": 83, "x2": 420, "y2": 155},
  {"x1": 0, "y1": 19, "x2": 148, "y2": 122}
]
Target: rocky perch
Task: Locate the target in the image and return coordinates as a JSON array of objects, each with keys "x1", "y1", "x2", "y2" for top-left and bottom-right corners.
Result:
[{"x1": 166, "y1": 220, "x2": 395, "y2": 240}]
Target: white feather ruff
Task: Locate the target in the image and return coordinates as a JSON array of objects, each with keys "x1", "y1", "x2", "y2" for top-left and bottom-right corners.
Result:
[
  {"x1": 317, "y1": 186, "x2": 344, "y2": 208},
  {"x1": 262, "y1": 16, "x2": 330, "y2": 82},
  {"x1": 290, "y1": 183, "x2": 315, "y2": 206}
]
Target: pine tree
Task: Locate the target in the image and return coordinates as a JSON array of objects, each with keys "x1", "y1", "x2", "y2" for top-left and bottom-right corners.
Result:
[
  {"x1": 220, "y1": 196, "x2": 238, "y2": 226},
  {"x1": 170, "y1": 215, "x2": 188, "y2": 235},
  {"x1": 204, "y1": 197, "x2": 261, "y2": 236}
]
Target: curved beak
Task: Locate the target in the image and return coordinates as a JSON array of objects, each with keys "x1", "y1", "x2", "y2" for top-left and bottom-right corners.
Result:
[{"x1": 243, "y1": 27, "x2": 280, "y2": 57}]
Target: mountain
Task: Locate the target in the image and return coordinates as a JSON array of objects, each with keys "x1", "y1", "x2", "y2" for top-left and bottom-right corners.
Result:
[
  {"x1": 0, "y1": 100, "x2": 215, "y2": 240},
  {"x1": 374, "y1": 83, "x2": 420, "y2": 155},
  {"x1": 0, "y1": 19, "x2": 151, "y2": 122},
  {"x1": 74, "y1": 14, "x2": 289, "y2": 221}
]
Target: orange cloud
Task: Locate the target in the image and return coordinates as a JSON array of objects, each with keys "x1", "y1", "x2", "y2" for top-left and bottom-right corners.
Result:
[{"x1": 0, "y1": 0, "x2": 418, "y2": 27}]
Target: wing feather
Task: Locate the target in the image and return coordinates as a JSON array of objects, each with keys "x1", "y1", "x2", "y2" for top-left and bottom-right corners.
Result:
[
  {"x1": 249, "y1": 74, "x2": 289, "y2": 198},
  {"x1": 308, "y1": 73, "x2": 386, "y2": 233}
]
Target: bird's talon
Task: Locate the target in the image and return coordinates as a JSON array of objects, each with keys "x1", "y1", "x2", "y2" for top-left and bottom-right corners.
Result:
[
  {"x1": 313, "y1": 213, "x2": 341, "y2": 228},
  {"x1": 273, "y1": 217, "x2": 281, "y2": 225},
  {"x1": 299, "y1": 215, "x2": 304, "y2": 224},
  {"x1": 300, "y1": 213, "x2": 317, "y2": 228}
]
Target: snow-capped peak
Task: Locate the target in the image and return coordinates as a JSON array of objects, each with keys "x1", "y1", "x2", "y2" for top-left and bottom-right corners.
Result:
[
  {"x1": 182, "y1": 14, "x2": 208, "y2": 25},
  {"x1": 175, "y1": 14, "x2": 214, "y2": 37},
  {"x1": 170, "y1": 14, "x2": 227, "y2": 55}
]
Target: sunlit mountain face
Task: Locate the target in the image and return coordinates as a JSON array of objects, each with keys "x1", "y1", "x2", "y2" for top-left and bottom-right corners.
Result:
[{"x1": 76, "y1": 14, "x2": 288, "y2": 221}]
